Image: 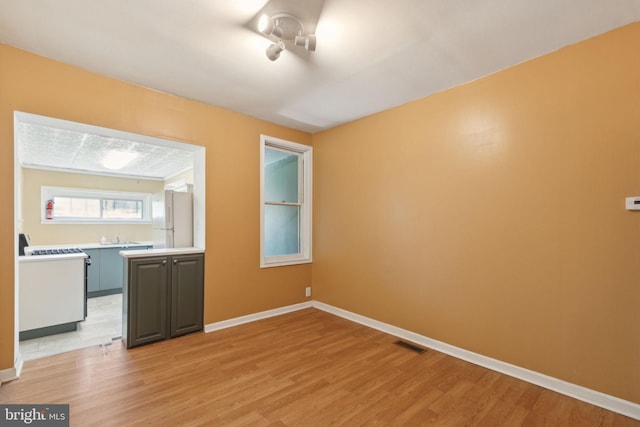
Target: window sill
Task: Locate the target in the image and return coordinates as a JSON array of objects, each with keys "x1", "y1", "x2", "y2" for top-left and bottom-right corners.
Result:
[
  {"x1": 41, "y1": 220, "x2": 152, "y2": 225},
  {"x1": 260, "y1": 258, "x2": 312, "y2": 269}
]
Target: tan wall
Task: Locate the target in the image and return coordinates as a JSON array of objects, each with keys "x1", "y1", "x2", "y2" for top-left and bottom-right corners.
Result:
[
  {"x1": 0, "y1": 44, "x2": 312, "y2": 371},
  {"x1": 312, "y1": 23, "x2": 640, "y2": 403},
  {"x1": 21, "y1": 168, "x2": 164, "y2": 245}
]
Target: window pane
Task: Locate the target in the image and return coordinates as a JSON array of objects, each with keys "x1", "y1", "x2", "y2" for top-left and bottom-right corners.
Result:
[
  {"x1": 264, "y1": 204, "x2": 300, "y2": 257},
  {"x1": 265, "y1": 148, "x2": 299, "y2": 203},
  {"x1": 53, "y1": 196, "x2": 100, "y2": 218},
  {"x1": 103, "y1": 199, "x2": 143, "y2": 219}
]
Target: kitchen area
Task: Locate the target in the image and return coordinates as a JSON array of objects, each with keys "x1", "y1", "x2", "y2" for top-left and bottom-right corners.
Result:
[
  {"x1": 14, "y1": 112, "x2": 206, "y2": 360},
  {"x1": 18, "y1": 240, "x2": 150, "y2": 359}
]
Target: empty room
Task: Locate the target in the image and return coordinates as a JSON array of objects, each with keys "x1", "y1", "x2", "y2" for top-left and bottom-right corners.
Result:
[{"x1": 1, "y1": 1, "x2": 639, "y2": 425}]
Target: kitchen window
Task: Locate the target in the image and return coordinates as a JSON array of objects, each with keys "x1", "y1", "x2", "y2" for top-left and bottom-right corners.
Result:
[
  {"x1": 41, "y1": 186, "x2": 152, "y2": 224},
  {"x1": 260, "y1": 135, "x2": 312, "y2": 268}
]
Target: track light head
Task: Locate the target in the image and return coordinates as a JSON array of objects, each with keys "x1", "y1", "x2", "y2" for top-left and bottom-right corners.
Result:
[
  {"x1": 258, "y1": 14, "x2": 273, "y2": 35},
  {"x1": 266, "y1": 41, "x2": 285, "y2": 61},
  {"x1": 295, "y1": 34, "x2": 317, "y2": 52}
]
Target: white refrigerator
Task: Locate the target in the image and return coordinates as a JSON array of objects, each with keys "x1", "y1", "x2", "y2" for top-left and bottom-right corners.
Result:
[{"x1": 152, "y1": 190, "x2": 193, "y2": 248}]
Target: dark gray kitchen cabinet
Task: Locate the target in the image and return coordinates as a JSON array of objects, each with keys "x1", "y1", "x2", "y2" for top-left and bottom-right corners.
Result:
[
  {"x1": 124, "y1": 256, "x2": 170, "y2": 348},
  {"x1": 123, "y1": 253, "x2": 204, "y2": 348},
  {"x1": 170, "y1": 254, "x2": 205, "y2": 337}
]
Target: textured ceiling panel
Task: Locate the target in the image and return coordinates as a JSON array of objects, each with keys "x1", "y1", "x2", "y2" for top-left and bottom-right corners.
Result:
[{"x1": 17, "y1": 121, "x2": 194, "y2": 180}]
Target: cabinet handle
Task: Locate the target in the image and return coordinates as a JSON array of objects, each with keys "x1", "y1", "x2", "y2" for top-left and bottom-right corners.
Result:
[
  {"x1": 173, "y1": 259, "x2": 178, "y2": 264},
  {"x1": 162, "y1": 260, "x2": 167, "y2": 265}
]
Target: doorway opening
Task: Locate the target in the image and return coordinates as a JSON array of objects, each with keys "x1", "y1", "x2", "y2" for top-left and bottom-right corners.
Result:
[{"x1": 13, "y1": 112, "x2": 206, "y2": 361}]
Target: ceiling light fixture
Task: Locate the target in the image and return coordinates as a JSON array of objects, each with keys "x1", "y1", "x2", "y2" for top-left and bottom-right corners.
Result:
[
  {"x1": 258, "y1": 12, "x2": 316, "y2": 61},
  {"x1": 102, "y1": 150, "x2": 139, "y2": 170}
]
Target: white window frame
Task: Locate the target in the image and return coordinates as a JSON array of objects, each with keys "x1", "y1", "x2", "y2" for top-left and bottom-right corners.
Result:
[
  {"x1": 41, "y1": 186, "x2": 152, "y2": 224},
  {"x1": 260, "y1": 135, "x2": 312, "y2": 268}
]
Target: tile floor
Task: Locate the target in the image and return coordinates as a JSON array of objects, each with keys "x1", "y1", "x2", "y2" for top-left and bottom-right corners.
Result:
[{"x1": 19, "y1": 293, "x2": 122, "y2": 361}]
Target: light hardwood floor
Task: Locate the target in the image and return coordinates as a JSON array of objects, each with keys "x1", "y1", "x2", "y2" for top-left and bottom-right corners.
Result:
[{"x1": 1, "y1": 308, "x2": 638, "y2": 426}]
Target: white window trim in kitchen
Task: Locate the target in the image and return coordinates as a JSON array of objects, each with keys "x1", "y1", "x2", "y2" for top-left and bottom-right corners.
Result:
[
  {"x1": 41, "y1": 186, "x2": 152, "y2": 224},
  {"x1": 260, "y1": 135, "x2": 312, "y2": 268}
]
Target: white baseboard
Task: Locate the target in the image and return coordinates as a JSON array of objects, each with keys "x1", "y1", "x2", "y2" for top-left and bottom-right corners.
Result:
[
  {"x1": 0, "y1": 353, "x2": 23, "y2": 386},
  {"x1": 312, "y1": 301, "x2": 640, "y2": 421},
  {"x1": 204, "y1": 301, "x2": 312, "y2": 333}
]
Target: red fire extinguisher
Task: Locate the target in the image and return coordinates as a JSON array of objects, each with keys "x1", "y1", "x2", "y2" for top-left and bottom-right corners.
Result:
[{"x1": 46, "y1": 199, "x2": 54, "y2": 220}]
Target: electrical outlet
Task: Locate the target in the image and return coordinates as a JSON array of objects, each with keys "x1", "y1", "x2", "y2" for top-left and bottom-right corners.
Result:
[{"x1": 305, "y1": 287, "x2": 311, "y2": 297}]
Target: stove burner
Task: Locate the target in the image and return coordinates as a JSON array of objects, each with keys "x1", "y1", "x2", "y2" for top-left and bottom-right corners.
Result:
[{"x1": 32, "y1": 248, "x2": 83, "y2": 256}]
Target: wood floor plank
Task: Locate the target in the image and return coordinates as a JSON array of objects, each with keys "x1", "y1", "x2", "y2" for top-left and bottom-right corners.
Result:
[{"x1": 0, "y1": 308, "x2": 638, "y2": 426}]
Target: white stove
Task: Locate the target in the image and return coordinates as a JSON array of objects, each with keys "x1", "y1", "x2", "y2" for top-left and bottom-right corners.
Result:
[
  {"x1": 19, "y1": 246, "x2": 89, "y2": 340},
  {"x1": 30, "y1": 247, "x2": 84, "y2": 256}
]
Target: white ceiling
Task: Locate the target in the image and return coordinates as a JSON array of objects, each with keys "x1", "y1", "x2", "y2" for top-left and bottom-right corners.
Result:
[{"x1": 2, "y1": 0, "x2": 640, "y2": 176}]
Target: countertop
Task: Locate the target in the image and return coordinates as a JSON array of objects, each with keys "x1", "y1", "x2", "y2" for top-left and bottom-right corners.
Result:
[
  {"x1": 119, "y1": 247, "x2": 205, "y2": 258},
  {"x1": 82, "y1": 242, "x2": 152, "y2": 249},
  {"x1": 26, "y1": 242, "x2": 153, "y2": 251},
  {"x1": 22, "y1": 242, "x2": 204, "y2": 259},
  {"x1": 19, "y1": 252, "x2": 88, "y2": 263}
]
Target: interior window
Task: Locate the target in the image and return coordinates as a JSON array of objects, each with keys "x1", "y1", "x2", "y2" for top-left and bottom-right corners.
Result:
[{"x1": 41, "y1": 186, "x2": 151, "y2": 224}]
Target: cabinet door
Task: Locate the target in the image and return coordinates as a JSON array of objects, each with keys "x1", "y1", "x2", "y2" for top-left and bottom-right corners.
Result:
[
  {"x1": 84, "y1": 249, "x2": 101, "y2": 293},
  {"x1": 128, "y1": 257, "x2": 170, "y2": 347},
  {"x1": 170, "y1": 254, "x2": 204, "y2": 337},
  {"x1": 100, "y1": 248, "x2": 125, "y2": 291}
]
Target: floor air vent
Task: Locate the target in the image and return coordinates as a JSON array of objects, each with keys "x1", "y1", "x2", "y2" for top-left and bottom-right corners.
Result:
[{"x1": 394, "y1": 340, "x2": 426, "y2": 354}]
